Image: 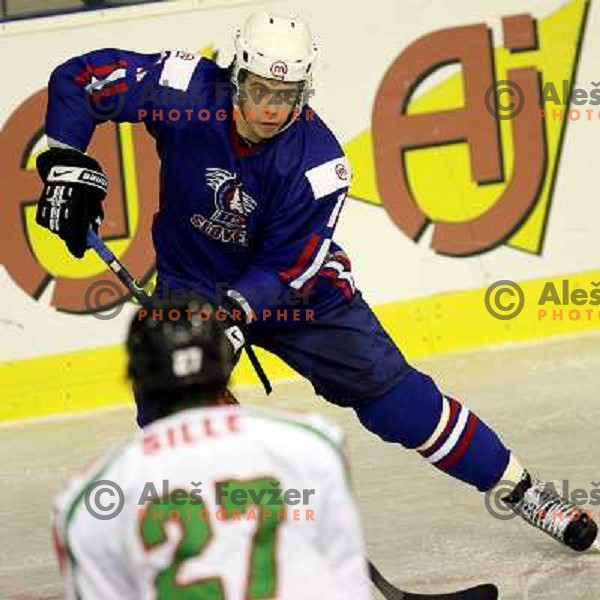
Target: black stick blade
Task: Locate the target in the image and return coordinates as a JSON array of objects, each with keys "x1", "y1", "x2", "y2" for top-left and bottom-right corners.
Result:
[
  {"x1": 369, "y1": 561, "x2": 499, "y2": 600},
  {"x1": 404, "y1": 583, "x2": 499, "y2": 600}
]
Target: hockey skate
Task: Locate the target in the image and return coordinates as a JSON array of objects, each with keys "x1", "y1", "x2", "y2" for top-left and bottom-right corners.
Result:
[{"x1": 504, "y1": 472, "x2": 598, "y2": 552}]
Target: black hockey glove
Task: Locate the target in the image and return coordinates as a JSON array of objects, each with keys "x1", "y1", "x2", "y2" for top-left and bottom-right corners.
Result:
[
  {"x1": 220, "y1": 290, "x2": 272, "y2": 395},
  {"x1": 219, "y1": 292, "x2": 249, "y2": 358},
  {"x1": 36, "y1": 148, "x2": 108, "y2": 259}
]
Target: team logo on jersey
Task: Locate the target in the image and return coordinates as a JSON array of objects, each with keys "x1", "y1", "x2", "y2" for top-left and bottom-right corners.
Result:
[{"x1": 191, "y1": 168, "x2": 258, "y2": 245}]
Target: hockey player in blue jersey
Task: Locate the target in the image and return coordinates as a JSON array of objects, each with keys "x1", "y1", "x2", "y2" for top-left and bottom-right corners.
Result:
[{"x1": 35, "y1": 11, "x2": 597, "y2": 553}]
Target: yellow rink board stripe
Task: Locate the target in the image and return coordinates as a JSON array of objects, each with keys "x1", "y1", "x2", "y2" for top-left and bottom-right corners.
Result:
[{"x1": 2, "y1": 269, "x2": 600, "y2": 422}]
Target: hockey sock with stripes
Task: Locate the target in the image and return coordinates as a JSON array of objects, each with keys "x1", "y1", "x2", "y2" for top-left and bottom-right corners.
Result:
[{"x1": 353, "y1": 369, "x2": 512, "y2": 491}]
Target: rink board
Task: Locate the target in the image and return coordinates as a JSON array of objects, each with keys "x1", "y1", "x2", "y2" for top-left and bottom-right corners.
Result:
[{"x1": 3, "y1": 266, "x2": 600, "y2": 421}]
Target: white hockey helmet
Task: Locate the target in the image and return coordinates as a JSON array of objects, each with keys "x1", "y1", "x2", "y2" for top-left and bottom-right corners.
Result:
[{"x1": 231, "y1": 11, "x2": 317, "y2": 114}]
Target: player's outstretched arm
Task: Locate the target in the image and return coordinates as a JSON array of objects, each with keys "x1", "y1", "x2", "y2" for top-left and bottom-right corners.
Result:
[{"x1": 39, "y1": 49, "x2": 204, "y2": 258}]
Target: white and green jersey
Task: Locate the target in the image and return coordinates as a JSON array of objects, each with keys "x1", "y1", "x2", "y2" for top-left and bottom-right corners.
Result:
[{"x1": 53, "y1": 405, "x2": 371, "y2": 599}]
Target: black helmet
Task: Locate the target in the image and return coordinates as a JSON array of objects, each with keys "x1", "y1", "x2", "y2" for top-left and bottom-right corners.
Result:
[{"x1": 127, "y1": 297, "x2": 235, "y2": 394}]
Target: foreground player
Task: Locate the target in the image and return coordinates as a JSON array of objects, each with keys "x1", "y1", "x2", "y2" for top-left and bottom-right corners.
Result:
[
  {"x1": 38, "y1": 12, "x2": 597, "y2": 552},
  {"x1": 53, "y1": 298, "x2": 371, "y2": 599}
]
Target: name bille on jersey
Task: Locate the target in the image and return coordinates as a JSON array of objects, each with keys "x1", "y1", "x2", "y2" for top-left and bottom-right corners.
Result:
[{"x1": 190, "y1": 167, "x2": 258, "y2": 246}]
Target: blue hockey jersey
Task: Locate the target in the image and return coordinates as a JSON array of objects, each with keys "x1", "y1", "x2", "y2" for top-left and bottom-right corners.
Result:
[{"x1": 45, "y1": 49, "x2": 355, "y2": 327}]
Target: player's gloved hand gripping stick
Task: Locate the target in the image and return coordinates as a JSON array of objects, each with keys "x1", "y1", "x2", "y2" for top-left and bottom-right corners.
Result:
[
  {"x1": 36, "y1": 148, "x2": 107, "y2": 259},
  {"x1": 86, "y1": 230, "x2": 273, "y2": 395},
  {"x1": 34, "y1": 148, "x2": 268, "y2": 393}
]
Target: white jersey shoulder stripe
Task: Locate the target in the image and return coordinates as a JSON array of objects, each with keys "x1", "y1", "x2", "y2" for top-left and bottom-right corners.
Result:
[
  {"x1": 159, "y1": 50, "x2": 201, "y2": 91},
  {"x1": 305, "y1": 156, "x2": 351, "y2": 200}
]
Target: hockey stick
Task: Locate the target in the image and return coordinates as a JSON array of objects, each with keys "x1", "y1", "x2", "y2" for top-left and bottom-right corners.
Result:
[
  {"x1": 368, "y1": 561, "x2": 498, "y2": 600},
  {"x1": 86, "y1": 230, "x2": 272, "y2": 393},
  {"x1": 86, "y1": 230, "x2": 153, "y2": 307}
]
